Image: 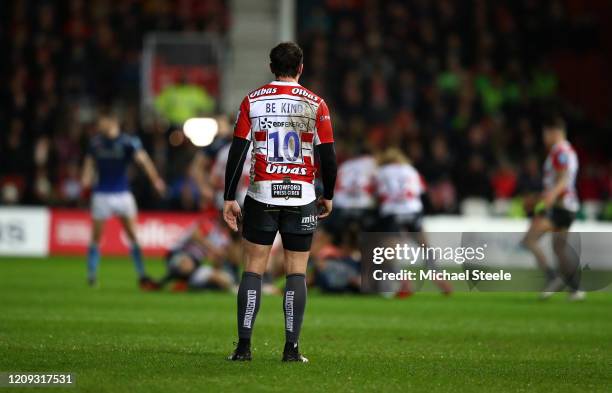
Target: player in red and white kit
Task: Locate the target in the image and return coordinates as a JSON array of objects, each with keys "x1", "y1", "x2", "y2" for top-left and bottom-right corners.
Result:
[
  {"x1": 210, "y1": 142, "x2": 251, "y2": 209},
  {"x1": 223, "y1": 43, "x2": 337, "y2": 362},
  {"x1": 376, "y1": 147, "x2": 452, "y2": 296},
  {"x1": 522, "y1": 117, "x2": 583, "y2": 300},
  {"x1": 376, "y1": 148, "x2": 427, "y2": 233},
  {"x1": 325, "y1": 146, "x2": 378, "y2": 236}
]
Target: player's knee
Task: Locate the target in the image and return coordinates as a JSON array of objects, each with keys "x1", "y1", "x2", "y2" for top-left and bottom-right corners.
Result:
[
  {"x1": 244, "y1": 251, "x2": 269, "y2": 275},
  {"x1": 91, "y1": 228, "x2": 103, "y2": 243},
  {"x1": 125, "y1": 229, "x2": 138, "y2": 243},
  {"x1": 178, "y1": 256, "x2": 195, "y2": 276},
  {"x1": 521, "y1": 235, "x2": 538, "y2": 249},
  {"x1": 283, "y1": 254, "x2": 310, "y2": 275},
  {"x1": 552, "y1": 237, "x2": 567, "y2": 255},
  {"x1": 123, "y1": 227, "x2": 139, "y2": 244},
  {"x1": 244, "y1": 260, "x2": 267, "y2": 276}
]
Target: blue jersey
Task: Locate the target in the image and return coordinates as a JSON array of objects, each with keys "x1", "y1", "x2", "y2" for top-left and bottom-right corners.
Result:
[{"x1": 88, "y1": 134, "x2": 143, "y2": 192}]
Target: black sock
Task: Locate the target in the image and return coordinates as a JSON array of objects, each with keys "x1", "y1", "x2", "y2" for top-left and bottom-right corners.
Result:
[
  {"x1": 237, "y1": 338, "x2": 250, "y2": 351},
  {"x1": 545, "y1": 267, "x2": 557, "y2": 281},
  {"x1": 564, "y1": 266, "x2": 581, "y2": 291},
  {"x1": 284, "y1": 341, "x2": 298, "y2": 352},
  {"x1": 555, "y1": 238, "x2": 581, "y2": 291},
  {"x1": 284, "y1": 273, "x2": 307, "y2": 345},
  {"x1": 237, "y1": 272, "x2": 262, "y2": 340}
]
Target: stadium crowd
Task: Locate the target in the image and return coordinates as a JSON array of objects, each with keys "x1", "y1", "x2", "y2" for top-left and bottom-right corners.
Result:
[
  {"x1": 1, "y1": 0, "x2": 611, "y2": 220},
  {"x1": 297, "y1": 0, "x2": 611, "y2": 218},
  {"x1": 0, "y1": 0, "x2": 228, "y2": 208}
]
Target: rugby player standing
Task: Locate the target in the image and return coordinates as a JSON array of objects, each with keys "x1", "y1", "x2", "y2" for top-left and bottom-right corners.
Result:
[
  {"x1": 521, "y1": 117, "x2": 584, "y2": 300},
  {"x1": 325, "y1": 144, "x2": 378, "y2": 236},
  {"x1": 223, "y1": 42, "x2": 337, "y2": 362},
  {"x1": 376, "y1": 148, "x2": 452, "y2": 296},
  {"x1": 81, "y1": 112, "x2": 166, "y2": 289}
]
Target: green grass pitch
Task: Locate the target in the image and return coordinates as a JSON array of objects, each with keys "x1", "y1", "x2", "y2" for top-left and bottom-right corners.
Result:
[{"x1": 0, "y1": 257, "x2": 611, "y2": 393}]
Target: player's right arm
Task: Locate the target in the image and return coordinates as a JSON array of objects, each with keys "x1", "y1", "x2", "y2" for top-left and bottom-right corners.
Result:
[
  {"x1": 314, "y1": 100, "x2": 337, "y2": 219},
  {"x1": 543, "y1": 170, "x2": 569, "y2": 208},
  {"x1": 223, "y1": 96, "x2": 252, "y2": 232}
]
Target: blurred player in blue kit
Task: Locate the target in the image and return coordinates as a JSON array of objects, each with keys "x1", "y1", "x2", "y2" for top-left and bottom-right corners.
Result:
[{"x1": 81, "y1": 112, "x2": 166, "y2": 289}]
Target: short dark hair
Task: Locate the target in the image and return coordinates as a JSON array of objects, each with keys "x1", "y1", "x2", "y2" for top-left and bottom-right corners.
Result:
[
  {"x1": 97, "y1": 109, "x2": 119, "y2": 122},
  {"x1": 543, "y1": 116, "x2": 566, "y2": 132},
  {"x1": 270, "y1": 42, "x2": 303, "y2": 78}
]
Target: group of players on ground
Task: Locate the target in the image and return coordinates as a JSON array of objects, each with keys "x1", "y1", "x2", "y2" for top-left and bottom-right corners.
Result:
[{"x1": 81, "y1": 42, "x2": 584, "y2": 363}]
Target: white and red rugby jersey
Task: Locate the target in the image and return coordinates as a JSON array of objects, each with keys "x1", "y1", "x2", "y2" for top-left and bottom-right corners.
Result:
[
  {"x1": 334, "y1": 155, "x2": 377, "y2": 210},
  {"x1": 376, "y1": 163, "x2": 426, "y2": 216},
  {"x1": 543, "y1": 140, "x2": 579, "y2": 212},
  {"x1": 233, "y1": 80, "x2": 334, "y2": 206}
]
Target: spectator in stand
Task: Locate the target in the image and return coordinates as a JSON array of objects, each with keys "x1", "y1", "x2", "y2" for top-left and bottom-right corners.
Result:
[
  {"x1": 1, "y1": 0, "x2": 610, "y2": 220},
  {"x1": 0, "y1": 0, "x2": 228, "y2": 210},
  {"x1": 297, "y1": 0, "x2": 609, "y2": 216},
  {"x1": 491, "y1": 161, "x2": 518, "y2": 200},
  {"x1": 517, "y1": 156, "x2": 543, "y2": 196}
]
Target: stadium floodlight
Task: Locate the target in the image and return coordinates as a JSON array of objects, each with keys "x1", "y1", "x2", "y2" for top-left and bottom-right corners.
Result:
[{"x1": 183, "y1": 117, "x2": 218, "y2": 147}]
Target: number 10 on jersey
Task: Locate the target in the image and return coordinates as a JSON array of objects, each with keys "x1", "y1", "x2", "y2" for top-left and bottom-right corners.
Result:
[{"x1": 266, "y1": 130, "x2": 302, "y2": 163}]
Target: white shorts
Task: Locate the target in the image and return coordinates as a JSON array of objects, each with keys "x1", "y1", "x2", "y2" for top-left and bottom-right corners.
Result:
[
  {"x1": 189, "y1": 265, "x2": 214, "y2": 286},
  {"x1": 91, "y1": 191, "x2": 138, "y2": 220}
]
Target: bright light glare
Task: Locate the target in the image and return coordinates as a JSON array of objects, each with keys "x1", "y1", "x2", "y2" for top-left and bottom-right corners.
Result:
[{"x1": 183, "y1": 118, "x2": 218, "y2": 147}]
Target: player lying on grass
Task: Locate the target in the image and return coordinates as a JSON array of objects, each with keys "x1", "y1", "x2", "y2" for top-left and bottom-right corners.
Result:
[
  {"x1": 81, "y1": 111, "x2": 166, "y2": 289},
  {"x1": 312, "y1": 228, "x2": 361, "y2": 293},
  {"x1": 154, "y1": 215, "x2": 236, "y2": 292},
  {"x1": 521, "y1": 117, "x2": 584, "y2": 301},
  {"x1": 375, "y1": 147, "x2": 452, "y2": 297},
  {"x1": 223, "y1": 42, "x2": 337, "y2": 362}
]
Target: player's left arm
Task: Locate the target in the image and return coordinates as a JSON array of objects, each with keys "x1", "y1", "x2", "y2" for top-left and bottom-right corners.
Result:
[
  {"x1": 133, "y1": 140, "x2": 166, "y2": 196},
  {"x1": 314, "y1": 100, "x2": 337, "y2": 219},
  {"x1": 81, "y1": 155, "x2": 96, "y2": 190},
  {"x1": 543, "y1": 150, "x2": 570, "y2": 208},
  {"x1": 543, "y1": 170, "x2": 569, "y2": 208}
]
